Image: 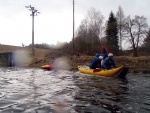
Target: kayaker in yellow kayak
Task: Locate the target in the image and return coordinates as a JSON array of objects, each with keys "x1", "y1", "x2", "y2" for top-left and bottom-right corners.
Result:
[
  {"x1": 100, "y1": 46, "x2": 108, "y2": 59},
  {"x1": 89, "y1": 54, "x2": 103, "y2": 69},
  {"x1": 102, "y1": 53, "x2": 117, "y2": 70}
]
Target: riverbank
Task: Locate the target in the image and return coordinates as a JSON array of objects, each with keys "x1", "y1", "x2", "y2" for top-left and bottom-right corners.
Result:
[
  {"x1": 0, "y1": 44, "x2": 150, "y2": 73},
  {"x1": 29, "y1": 54, "x2": 150, "y2": 74}
]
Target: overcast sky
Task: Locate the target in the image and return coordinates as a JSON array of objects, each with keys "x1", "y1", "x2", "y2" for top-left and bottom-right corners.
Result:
[{"x1": 0, "y1": 0, "x2": 150, "y2": 46}]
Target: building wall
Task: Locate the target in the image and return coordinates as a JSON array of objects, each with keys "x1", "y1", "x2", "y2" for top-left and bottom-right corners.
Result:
[{"x1": 0, "y1": 52, "x2": 14, "y2": 66}]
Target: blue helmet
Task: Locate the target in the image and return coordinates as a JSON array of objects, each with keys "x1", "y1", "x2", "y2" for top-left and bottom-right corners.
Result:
[
  {"x1": 99, "y1": 53, "x2": 104, "y2": 57},
  {"x1": 96, "y1": 53, "x2": 100, "y2": 58}
]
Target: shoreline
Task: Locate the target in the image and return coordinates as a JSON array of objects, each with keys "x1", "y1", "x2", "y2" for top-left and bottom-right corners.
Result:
[
  {"x1": 0, "y1": 44, "x2": 150, "y2": 74},
  {"x1": 29, "y1": 55, "x2": 150, "y2": 74}
]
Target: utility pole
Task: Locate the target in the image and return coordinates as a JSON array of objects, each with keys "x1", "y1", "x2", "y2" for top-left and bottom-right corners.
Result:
[
  {"x1": 25, "y1": 5, "x2": 40, "y2": 56},
  {"x1": 73, "y1": 0, "x2": 75, "y2": 54}
]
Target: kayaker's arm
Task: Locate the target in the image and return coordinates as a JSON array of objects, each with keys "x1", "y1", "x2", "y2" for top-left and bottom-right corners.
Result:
[{"x1": 111, "y1": 59, "x2": 117, "y2": 68}]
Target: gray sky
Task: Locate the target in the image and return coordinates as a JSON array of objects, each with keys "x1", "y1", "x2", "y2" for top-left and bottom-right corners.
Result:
[{"x1": 0, "y1": 0, "x2": 150, "y2": 46}]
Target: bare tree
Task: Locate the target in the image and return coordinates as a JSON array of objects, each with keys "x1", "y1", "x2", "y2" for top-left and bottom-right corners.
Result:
[
  {"x1": 87, "y1": 8, "x2": 104, "y2": 45},
  {"x1": 75, "y1": 7, "x2": 104, "y2": 55},
  {"x1": 124, "y1": 15, "x2": 149, "y2": 57},
  {"x1": 116, "y1": 6, "x2": 125, "y2": 50},
  {"x1": 75, "y1": 20, "x2": 88, "y2": 53}
]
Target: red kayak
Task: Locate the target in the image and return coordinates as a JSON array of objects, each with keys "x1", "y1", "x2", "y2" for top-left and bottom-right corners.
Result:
[
  {"x1": 41, "y1": 64, "x2": 53, "y2": 70},
  {"x1": 41, "y1": 61, "x2": 67, "y2": 70}
]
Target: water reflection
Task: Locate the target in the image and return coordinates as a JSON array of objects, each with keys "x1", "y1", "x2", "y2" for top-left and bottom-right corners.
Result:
[
  {"x1": 0, "y1": 67, "x2": 150, "y2": 113},
  {"x1": 72, "y1": 74, "x2": 129, "y2": 113},
  {"x1": 0, "y1": 67, "x2": 76, "y2": 113}
]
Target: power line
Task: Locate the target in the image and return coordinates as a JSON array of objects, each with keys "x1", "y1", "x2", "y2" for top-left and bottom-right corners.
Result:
[{"x1": 25, "y1": 5, "x2": 40, "y2": 56}]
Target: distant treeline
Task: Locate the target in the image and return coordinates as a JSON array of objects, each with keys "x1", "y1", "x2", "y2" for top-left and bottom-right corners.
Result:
[
  {"x1": 27, "y1": 43, "x2": 51, "y2": 49},
  {"x1": 27, "y1": 6, "x2": 150, "y2": 57}
]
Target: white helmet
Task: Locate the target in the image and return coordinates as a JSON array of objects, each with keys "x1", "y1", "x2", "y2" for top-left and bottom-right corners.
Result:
[
  {"x1": 108, "y1": 53, "x2": 113, "y2": 57},
  {"x1": 99, "y1": 56, "x2": 103, "y2": 59}
]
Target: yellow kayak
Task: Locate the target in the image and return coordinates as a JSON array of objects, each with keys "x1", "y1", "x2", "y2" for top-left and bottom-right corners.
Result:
[{"x1": 78, "y1": 65, "x2": 129, "y2": 78}]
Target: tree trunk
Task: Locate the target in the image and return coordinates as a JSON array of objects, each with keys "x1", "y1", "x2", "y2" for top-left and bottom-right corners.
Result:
[{"x1": 133, "y1": 48, "x2": 138, "y2": 57}]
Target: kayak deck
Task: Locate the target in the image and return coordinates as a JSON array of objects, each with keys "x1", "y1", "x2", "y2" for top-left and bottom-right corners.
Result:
[{"x1": 78, "y1": 65, "x2": 129, "y2": 78}]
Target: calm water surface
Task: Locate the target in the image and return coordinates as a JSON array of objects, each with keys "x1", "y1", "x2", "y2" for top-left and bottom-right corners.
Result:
[{"x1": 0, "y1": 67, "x2": 150, "y2": 113}]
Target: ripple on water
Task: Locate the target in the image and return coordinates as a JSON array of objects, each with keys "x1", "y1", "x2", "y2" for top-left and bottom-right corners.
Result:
[{"x1": 0, "y1": 67, "x2": 150, "y2": 112}]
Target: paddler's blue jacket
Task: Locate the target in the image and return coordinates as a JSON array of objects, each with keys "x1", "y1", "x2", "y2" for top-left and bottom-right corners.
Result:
[
  {"x1": 89, "y1": 57, "x2": 101, "y2": 69},
  {"x1": 103, "y1": 57, "x2": 116, "y2": 69},
  {"x1": 100, "y1": 53, "x2": 107, "y2": 60}
]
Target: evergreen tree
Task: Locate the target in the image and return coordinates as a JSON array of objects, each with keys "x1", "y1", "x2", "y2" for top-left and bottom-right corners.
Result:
[
  {"x1": 144, "y1": 30, "x2": 150, "y2": 46},
  {"x1": 143, "y1": 29, "x2": 150, "y2": 53},
  {"x1": 105, "y1": 11, "x2": 119, "y2": 55}
]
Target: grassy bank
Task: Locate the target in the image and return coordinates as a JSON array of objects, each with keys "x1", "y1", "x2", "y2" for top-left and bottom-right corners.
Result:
[
  {"x1": 29, "y1": 53, "x2": 150, "y2": 73},
  {"x1": 0, "y1": 44, "x2": 150, "y2": 73}
]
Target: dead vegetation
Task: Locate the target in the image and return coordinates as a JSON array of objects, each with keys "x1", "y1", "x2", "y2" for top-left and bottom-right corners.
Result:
[{"x1": 0, "y1": 44, "x2": 150, "y2": 73}]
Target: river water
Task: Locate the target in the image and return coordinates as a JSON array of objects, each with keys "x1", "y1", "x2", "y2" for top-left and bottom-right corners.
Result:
[{"x1": 0, "y1": 67, "x2": 150, "y2": 113}]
